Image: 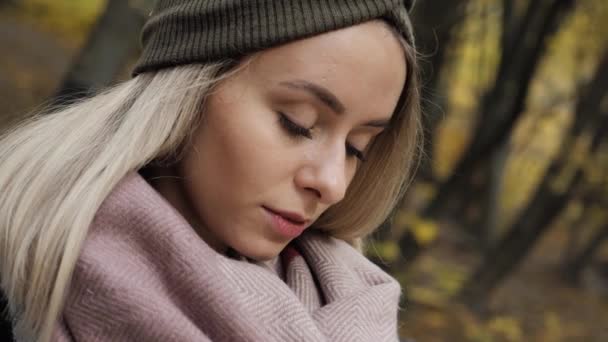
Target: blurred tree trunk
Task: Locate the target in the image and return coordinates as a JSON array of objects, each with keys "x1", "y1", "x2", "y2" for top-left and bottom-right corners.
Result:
[
  {"x1": 425, "y1": 0, "x2": 576, "y2": 218},
  {"x1": 474, "y1": 141, "x2": 510, "y2": 248},
  {"x1": 562, "y1": 223, "x2": 608, "y2": 285},
  {"x1": 561, "y1": 164, "x2": 608, "y2": 284},
  {"x1": 52, "y1": 0, "x2": 148, "y2": 105},
  {"x1": 397, "y1": 0, "x2": 576, "y2": 264},
  {"x1": 411, "y1": 0, "x2": 469, "y2": 182},
  {"x1": 561, "y1": 193, "x2": 592, "y2": 267},
  {"x1": 500, "y1": 0, "x2": 516, "y2": 50},
  {"x1": 457, "y1": 51, "x2": 608, "y2": 310},
  {"x1": 467, "y1": 0, "x2": 522, "y2": 247}
]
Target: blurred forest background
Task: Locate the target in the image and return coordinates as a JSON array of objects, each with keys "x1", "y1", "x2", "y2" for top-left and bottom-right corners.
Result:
[{"x1": 1, "y1": 0, "x2": 607, "y2": 341}]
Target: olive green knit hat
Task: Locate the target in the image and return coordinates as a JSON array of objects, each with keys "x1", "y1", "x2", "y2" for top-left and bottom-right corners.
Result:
[{"x1": 132, "y1": 0, "x2": 416, "y2": 76}]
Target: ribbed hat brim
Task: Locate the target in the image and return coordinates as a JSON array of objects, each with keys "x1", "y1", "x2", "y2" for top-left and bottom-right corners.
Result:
[{"x1": 132, "y1": 0, "x2": 415, "y2": 76}]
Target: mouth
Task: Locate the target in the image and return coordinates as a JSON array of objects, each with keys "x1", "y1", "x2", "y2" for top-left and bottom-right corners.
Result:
[
  {"x1": 262, "y1": 206, "x2": 310, "y2": 239},
  {"x1": 262, "y1": 206, "x2": 309, "y2": 225}
]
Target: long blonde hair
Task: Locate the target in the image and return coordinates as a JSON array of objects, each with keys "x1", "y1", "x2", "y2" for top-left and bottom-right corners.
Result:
[{"x1": 0, "y1": 40, "x2": 420, "y2": 342}]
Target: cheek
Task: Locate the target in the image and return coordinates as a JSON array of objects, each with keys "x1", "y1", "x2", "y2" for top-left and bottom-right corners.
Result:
[{"x1": 182, "y1": 101, "x2": 293, "y2": 207}]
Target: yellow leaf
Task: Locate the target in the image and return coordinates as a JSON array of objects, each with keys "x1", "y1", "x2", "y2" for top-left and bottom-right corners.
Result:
[
  {"x1": 410, "y1": 218, "x2": 439, "y2": 245},
  {"x1": 407, "y1": 286, "x2": 447, "y2": 308},
  {"x1": 487, "y1": 316, "x2": 523, "y2": 342}
]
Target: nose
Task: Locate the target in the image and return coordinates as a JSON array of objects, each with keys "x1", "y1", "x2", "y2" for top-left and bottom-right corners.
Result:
[{"x1": 294, "y1": 145, "x2": 349, "y2": 206}]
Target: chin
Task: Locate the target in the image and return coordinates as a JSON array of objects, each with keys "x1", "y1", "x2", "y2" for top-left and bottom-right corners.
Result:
[{"x1": 230, "y1": 238, "x2": 286, "y2": 262}]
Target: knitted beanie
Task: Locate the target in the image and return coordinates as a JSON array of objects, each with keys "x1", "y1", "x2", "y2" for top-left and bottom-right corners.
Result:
[{"x1": 132, "y1": 0, "x2": 416, "y2": 76}]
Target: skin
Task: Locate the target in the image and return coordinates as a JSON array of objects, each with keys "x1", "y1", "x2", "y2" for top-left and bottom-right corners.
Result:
[{"x1": 152, "y1": 20, "x2": 407, "y2": 261}]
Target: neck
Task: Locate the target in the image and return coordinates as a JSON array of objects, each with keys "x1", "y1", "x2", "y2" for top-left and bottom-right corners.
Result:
[{"x1": 140, "y1": 165, "x2": 229, "y2": 255}]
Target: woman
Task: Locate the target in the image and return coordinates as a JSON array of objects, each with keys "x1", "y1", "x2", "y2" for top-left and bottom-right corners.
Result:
[{"x1": 0, "y1": 1, "x2": 422, "y2": 341}]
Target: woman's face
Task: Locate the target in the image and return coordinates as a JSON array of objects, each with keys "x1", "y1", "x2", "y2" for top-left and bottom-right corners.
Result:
[{"x1": 160, "y1": 20, "x2": 407, "y2": 260}]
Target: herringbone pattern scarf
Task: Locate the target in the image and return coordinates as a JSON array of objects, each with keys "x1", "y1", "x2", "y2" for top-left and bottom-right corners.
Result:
[{"x1": 53, "y1": 172, "x2": 403, "y2": 341}]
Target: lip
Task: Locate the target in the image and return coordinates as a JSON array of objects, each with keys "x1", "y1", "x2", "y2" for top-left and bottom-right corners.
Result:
[
  {"x1": 262, "y1": 206, "x2": 310, "y2": 239},
  {"x1": 263, "y1": 206, "x2": 309, "y2": 224}
]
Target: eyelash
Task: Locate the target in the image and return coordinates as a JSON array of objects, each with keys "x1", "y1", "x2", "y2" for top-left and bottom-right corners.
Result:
[{"x1": 277, "y1": 112, "x2": 366, "y2": 162}]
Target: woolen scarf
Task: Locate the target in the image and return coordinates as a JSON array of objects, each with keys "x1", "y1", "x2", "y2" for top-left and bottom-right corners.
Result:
[{"x1": 52, "y1": 172, "x2": 403, "y2": 341}]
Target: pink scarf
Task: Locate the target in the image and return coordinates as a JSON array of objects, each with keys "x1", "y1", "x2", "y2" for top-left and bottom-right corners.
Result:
[{"x1": 53, "y1": 172, "x2": 402, "y2": 341}]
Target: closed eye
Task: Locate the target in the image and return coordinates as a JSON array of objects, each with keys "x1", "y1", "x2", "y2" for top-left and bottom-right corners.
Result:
[
  {"x1": 346, "y1": 144, "x2": 366, "y2": 162},
  {"x1": 277, "y1": 112, "x2": 366, "y2": 162},
  {"x1": 278, "y1": 112, "x2": 312, "y2": 139}
]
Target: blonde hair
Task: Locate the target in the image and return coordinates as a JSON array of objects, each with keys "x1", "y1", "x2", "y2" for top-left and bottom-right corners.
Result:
[
  {"x1": 0, "y1": 62, "x2": 237, "y2": 341},
  {"x1": 0, "y1": 39, "x2": 420, "y2": 342}
]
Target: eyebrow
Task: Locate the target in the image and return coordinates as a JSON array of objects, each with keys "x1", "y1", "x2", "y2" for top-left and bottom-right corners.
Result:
[
  {"x1": 280, "y1": 80, "x2": 345, "y2": 115},
  {"x1": 279, "y1": 79, "x2": 390, "y2": 128}
]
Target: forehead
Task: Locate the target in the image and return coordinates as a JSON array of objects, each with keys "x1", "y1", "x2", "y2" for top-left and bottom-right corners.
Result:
[{"x1": 244, "y1": 21, "x2": 407, "y2": 120}]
